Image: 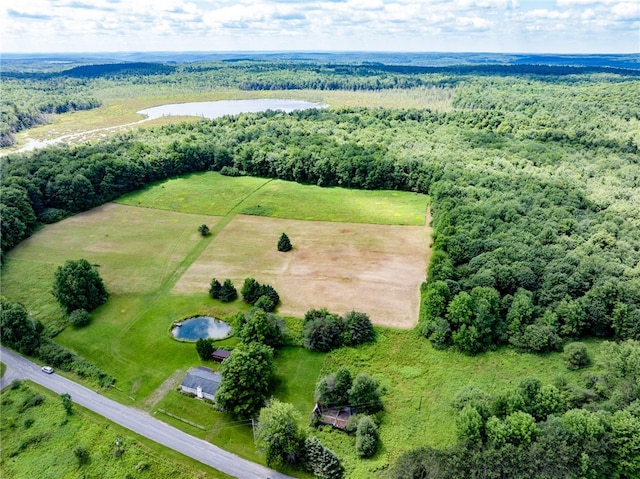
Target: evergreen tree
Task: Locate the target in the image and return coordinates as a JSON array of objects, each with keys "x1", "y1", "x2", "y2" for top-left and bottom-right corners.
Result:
[
  {"x1": 209, "y1": 278, "x2": 222, "y2": 299},
  {"x1": 219, "y1": 279, "x2": 237, "y2": 302},
  {"x1": 305, "y1": 436, "x2": 344, "y2": 479},
  {"x1": 277, "y1": 232, "x2": 293, "y2": 252}
]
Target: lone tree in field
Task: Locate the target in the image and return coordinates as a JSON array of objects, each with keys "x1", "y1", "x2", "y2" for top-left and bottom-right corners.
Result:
[
  {"x1": 52, "y1": 259, "x2": 108, "y2": 313},
  {"x1": 277, "y1": 232, "x2": 292, "y2": 252},
  {"x1": 198, "y1": 224, "x2": 210, "y2": 236}
]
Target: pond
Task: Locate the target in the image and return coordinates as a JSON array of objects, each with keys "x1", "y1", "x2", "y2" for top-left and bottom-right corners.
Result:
[
  {"x1": 172, "y1": 316, "x2": 232, "y2": 341},
  {"x1": 137, "y1": 98, "x2": 327, "y2": 120}
]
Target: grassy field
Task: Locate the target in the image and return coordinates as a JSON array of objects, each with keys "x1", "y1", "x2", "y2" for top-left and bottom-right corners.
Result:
[
  {"x1": 117, "y1": 173, "x2": 271, "y2": 217},
  {"x1": 314, "y1": 330, "x2": 603, "y2": 479},
  {"x1": 0, "y1": 203, "x2": 220, "y2": 334},
  {"x1": 0, "y1": 381, "x2": 228, "y2": 479},
  {"x1": 118, "y1": 171, "x2": 428, "y2": 225}
]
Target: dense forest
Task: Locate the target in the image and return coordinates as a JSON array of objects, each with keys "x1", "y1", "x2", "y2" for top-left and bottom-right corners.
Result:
[{"x1": 1, "y1": 59, "x2": 639, "y2": 477}]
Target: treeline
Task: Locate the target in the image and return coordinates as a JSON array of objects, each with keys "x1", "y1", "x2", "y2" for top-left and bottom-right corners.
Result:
[
  {"x1": 1, "y1": 77, "x2": 101, "y2": 147},
  {"x1": 2, "y1": 75, "x2": 639, "y2": 353},
  {"x1": 4, "y1": 59, "x2": 639, "y2": 148}
]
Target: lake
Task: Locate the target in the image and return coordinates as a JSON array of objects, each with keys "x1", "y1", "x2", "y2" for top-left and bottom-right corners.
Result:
[{"x1": 137, "y1": 99, "x2": 327, "y2": 120}]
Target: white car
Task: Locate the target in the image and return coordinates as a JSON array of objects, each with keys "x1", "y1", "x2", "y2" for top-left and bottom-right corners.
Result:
[{"x1": 41, "y1": 366, "x2": 54, "y2": 374}]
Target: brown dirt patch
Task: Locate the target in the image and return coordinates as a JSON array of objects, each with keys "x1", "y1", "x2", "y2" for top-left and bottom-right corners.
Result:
[{"x1": 173, "y1": 213, "x2": 432, "y2": 328}]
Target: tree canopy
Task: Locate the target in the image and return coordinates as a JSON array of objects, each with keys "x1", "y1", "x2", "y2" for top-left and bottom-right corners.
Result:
[
  {"x1": 215, "y1": 342, "x2": 275, "y2": 419},
  {"x1": 51, "y1": 259, "x2": 108, "y2": 313}
]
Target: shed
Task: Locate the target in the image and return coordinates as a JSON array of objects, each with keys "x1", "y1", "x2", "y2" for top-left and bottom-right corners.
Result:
[
  {"x1": 180, "y1": 366, "x2": 222, "y2": 401},
  {"x1": 212, "y1": 348, "x2": 231, "y2": 363},
  {"x1": 312, "y1": 403, "x2": 354, "y2": 430}
]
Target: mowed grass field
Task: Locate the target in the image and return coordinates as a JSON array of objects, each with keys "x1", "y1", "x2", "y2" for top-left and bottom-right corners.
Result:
[{"x1": 118, "y1": 171, "x2": 428, "y2": 225}]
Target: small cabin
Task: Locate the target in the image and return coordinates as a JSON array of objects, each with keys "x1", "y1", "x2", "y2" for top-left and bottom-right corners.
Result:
[
  {"x1": 312, "y1": 403, "x2": 355, "y2": 430},
  {"x1": 212, "y1": 348, "x2": 231, "y2": 363},
  {"x1": 180, "y1": 366, "x2": 221, "y2": 401}
]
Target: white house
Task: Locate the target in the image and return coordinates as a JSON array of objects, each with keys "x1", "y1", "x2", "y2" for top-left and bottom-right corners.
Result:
[{"x1": 180, "y1": 366, "x2": 222, "y2": 401}]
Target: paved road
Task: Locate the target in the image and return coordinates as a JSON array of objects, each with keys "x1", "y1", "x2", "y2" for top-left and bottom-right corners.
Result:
[{"x1": 0, "y1": 346, "x2": 293, "y2": 479}]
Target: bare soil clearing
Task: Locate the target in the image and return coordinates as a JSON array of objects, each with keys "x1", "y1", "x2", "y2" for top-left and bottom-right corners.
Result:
[{"x1": 174, "y1": 214, "x2": 432, "y2": 328}]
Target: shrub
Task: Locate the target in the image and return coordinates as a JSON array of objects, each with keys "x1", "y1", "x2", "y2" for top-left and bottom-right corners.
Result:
[
  {"x1": 198, "y1": 224, "x2": 210, "y2": 236},
  {"x1": 196, "y1": 338, "x2": 215, "y2": 361},
  {"x1": 342, "y1": 311, "x2": 375, "y2": 346},
  {"x1": 69, "y1": 309, "x2": 90, "y2": 328},
  {"x1": 254, "y1": 295, "x2": 275, "y2": 313},
  {"x1": 220, "y1": 165, "x2": 243, "y2": 177},
  {"x1": 356, "y1": 416, "x2": 379, "y2": 458},
  {"x1": 303, "y1": 311, "x2": 344, "y2": 352},
  {"x1": 74, "y1": 446, "x2": 90, "y2": 466},
  {"x1": 563, "y1": 342, "x2": 591, "y2": 370}
]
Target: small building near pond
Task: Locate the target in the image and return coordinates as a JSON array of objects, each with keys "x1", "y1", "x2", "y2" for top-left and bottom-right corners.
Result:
[
  {"x1": 181, "y1": 366, "x2": 222, "y2": 401},
  {"x1": 212, "y1": 349, "x2": 231, "y2": 363}
]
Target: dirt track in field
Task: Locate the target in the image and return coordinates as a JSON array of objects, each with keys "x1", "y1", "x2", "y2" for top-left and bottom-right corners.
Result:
[{"x1": 173, "y1": 213, "x2": 432, "y2": 329}]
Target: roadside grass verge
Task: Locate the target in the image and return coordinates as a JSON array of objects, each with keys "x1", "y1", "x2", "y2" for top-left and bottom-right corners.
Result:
[
  {"x1": 0, "y1": 381, "x2": 227, "y2": 479},
  {"x1": 118, "y1": 171, "x2": 428, "y2": 225},
  {"x1": 314, "y1": 328, "x2": 603, "y2": 479}
]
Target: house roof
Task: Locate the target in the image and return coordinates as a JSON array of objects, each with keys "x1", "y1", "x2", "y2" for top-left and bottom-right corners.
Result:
[
  {"x1": 181, "y1": 366, "x2": 222, "y2": 396},
  {"x1": 212, "y1": 349, "x2": 231, "y2": 359}
]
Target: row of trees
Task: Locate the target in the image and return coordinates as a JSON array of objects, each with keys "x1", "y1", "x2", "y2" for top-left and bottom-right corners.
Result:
[{"x1": 303, "y1": 308, "x2": 375, "y2": 352}]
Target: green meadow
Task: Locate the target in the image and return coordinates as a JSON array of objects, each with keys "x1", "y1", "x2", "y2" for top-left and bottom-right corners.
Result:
[
  {"x1": 0, "y1": 381, "x2": 227, "y2": 479},
  {"x1": 117, "y1": 171, "x2": 428, "y2": 225}
]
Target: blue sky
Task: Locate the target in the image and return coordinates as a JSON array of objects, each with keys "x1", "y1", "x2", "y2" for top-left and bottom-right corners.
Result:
[{"x1": 2, "y1": 0, "x2": 638, "y2": 53}]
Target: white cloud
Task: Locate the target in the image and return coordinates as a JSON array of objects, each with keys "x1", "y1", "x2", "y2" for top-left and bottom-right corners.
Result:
[
  {"x1": 611, "y1": 1, "x2": 640, "y2": 20},
  {"x1": 1, "y1": 0, "x2": 637, "y2": 52}
]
